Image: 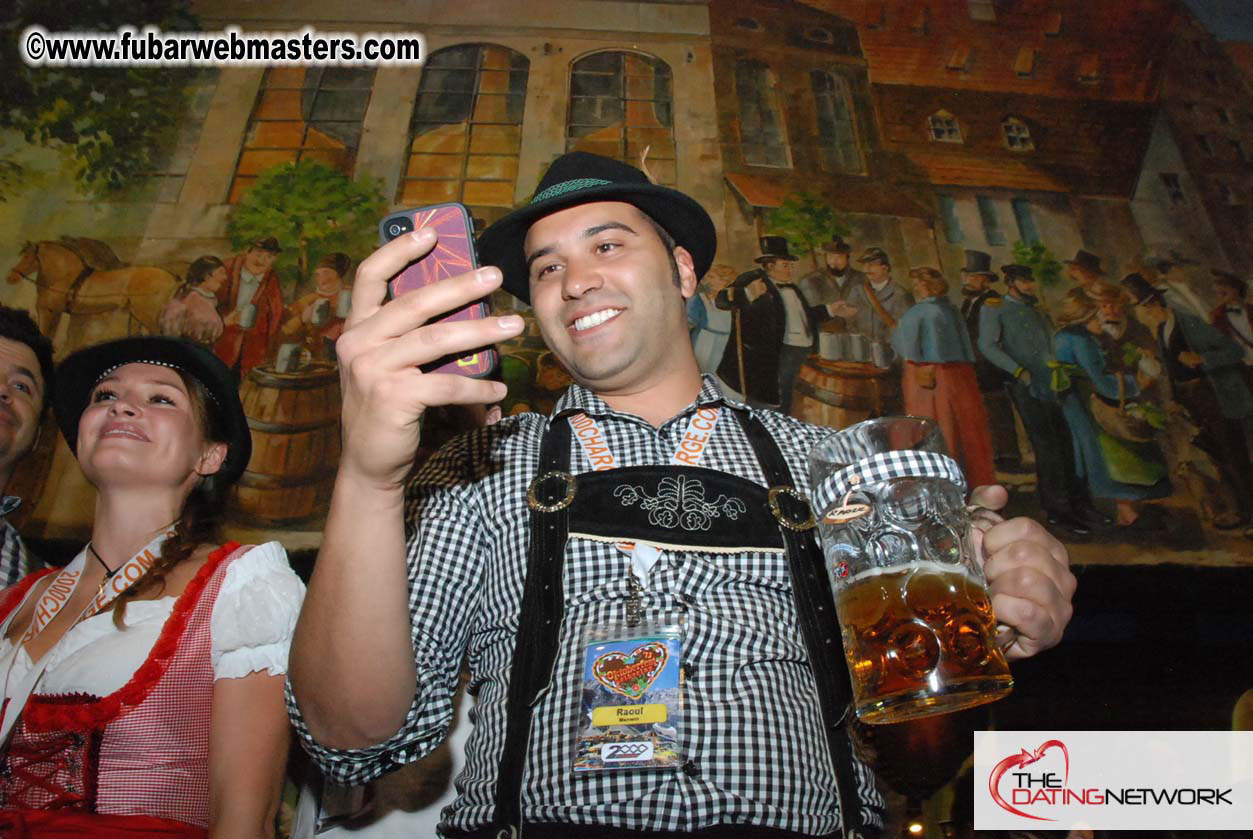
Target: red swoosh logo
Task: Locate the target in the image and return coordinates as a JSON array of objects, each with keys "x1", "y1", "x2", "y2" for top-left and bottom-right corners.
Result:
[{"x1": 989, "y1": 740, "x2": 1069, "y2": 821}]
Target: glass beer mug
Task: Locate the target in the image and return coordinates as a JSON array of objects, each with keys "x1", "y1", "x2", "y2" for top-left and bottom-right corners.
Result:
[{"x1": 808, "y1": 417, "x2": 1012, "y2": 724}]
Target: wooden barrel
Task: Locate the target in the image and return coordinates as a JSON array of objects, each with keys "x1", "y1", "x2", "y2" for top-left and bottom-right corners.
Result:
[
  {"x1": 791, "y1": 356, "x2": 892, "y2": 430},
  {"x1": 231, "y1": 362, "x2": 341, "y2": 527}
]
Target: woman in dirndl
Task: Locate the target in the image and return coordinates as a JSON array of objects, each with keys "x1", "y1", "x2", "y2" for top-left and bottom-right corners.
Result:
[{"x1": 0, "y1": 336, "x2": 304, "y2": 837}]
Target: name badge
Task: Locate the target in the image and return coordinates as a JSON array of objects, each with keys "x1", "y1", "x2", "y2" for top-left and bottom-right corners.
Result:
[{"x1": 573, "y1": 621, "x2": 684, "y2": 773}]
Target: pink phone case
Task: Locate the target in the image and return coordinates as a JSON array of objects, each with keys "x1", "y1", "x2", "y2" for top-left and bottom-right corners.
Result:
[{"x1": 383, "y1": 203, "x2": 496, "y2": 378}]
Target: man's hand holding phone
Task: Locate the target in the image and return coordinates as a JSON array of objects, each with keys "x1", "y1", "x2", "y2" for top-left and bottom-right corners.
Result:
[{"x1": 334, "y1": 227, "x2": 522, "y2": 493}]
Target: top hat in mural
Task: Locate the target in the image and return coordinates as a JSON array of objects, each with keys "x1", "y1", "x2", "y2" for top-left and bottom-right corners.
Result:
[
  {"x1": 754, "y1": 236, "x2": 798, "y2": 264},
  {"x1": 858, "y1": 246, "x2": 890, "y2": 266},
  {"x1": 476, "y1": 152, "x2": 716, "y2": 303},
  {"x1": 822, "y1": 236, "x2": 853, "y2": 255},
  {"x1": 1064, "y1": 249, "x2": 1104, "y2": 275},
  {"x1": 1000, "y1": 263, "x2": 1034, "y2": 282},
  {"x1": 1121, "y1": 273, "x2": 1165, "y2": 306},
  {"x1": 962, "y1": 250, "x2": 995, "y2": 277},
  {"x1": 249, "y1": 237, "x2": 282, "y2": 254}
]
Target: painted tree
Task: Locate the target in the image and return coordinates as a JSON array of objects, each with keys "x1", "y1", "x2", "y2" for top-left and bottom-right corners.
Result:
[
  {"x1": 765, "y1": 192, "x2": 851, "y2": 269},
  {"x1": 1011, "y1": 241, "x2": 1064, "y2": 287},
  {"x1": 227, "y1": 161, "x2": 386, "y2": 287},
  {"x1": 0, "y1": 0, "x2": 200, "y2": 199}
]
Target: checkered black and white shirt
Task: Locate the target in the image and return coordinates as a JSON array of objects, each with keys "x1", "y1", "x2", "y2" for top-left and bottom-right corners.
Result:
[
  {"x1": 0, "y1": 497, "x2": 35, "y2": 589},
  {"x1": 288, "y1": 376, "x2": 883, "y2": 835}
]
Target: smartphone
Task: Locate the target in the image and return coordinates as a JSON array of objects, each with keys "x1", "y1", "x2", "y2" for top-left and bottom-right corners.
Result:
[{"x1": 379, "y1": 202, "x2": 497, "y2": 378}]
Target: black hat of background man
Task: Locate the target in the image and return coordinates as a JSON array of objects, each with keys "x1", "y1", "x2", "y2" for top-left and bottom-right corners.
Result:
[
  {"x1": 755, "y1": 235, "x2": 798, "y2": 264},
  {"x1": 53, "y1": 337, "x2": 252, "y2": 487},
  {"x1": 858, "y1": 246, "x2": 890, "y2": 266},
  {"x1": 1212, "y1": 268, "x2": 1248, "y2": 297},
  {"x1": 962, "y1": 250, "x2": 995, "y2": 277},
  {"x1": 822, "y1": 236, "x2": 852, "y2": 254},
  {"x1": 1121, "y1": 273, "x2": 1165, "y2": 306},
  {"x1": 250, "y1": 237, "x2": 282, "y2": 254},
  {"x1": 1065, "y1": 249, "x2": 1104, "y2": 275},
  {"x1": 476, "y1": 152, "x2": 716, "y2": 303},
  {"x1": 1001, "y1": 264, "x2": 1034, "y2": 281}
]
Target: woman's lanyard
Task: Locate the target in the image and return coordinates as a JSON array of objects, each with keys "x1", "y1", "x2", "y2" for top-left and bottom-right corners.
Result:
[
  {"x1": 568, "y1": 407, "x2": 720, "y2": 598},
  {"x1": 0, "y1": 531, "x2": 171, "y2": 745}
]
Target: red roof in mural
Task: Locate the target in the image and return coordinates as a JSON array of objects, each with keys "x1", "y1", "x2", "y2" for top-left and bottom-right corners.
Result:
[
  {"x1": 1226, "y1": 41, "x2": 1253, "y2": 87},
  {"x1": 901, "y1": 147, "x2": 1069, "y2": 191},
  {"x1": 803, "y1": 0, "x2": 1179, "y2": 102}
]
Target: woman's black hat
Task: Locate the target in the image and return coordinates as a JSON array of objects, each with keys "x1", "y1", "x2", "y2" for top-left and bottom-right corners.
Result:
[
  {"x1": 53, "y1": 337, "x2": 251, "y2": 486},
  {"x1": 476, "y1": 152, "x2": 716, "y2": 303}
]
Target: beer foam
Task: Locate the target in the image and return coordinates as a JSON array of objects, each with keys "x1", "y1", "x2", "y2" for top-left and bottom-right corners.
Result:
[{"x1": 840, "y1": 560, "x2": 980, "y2": 587}]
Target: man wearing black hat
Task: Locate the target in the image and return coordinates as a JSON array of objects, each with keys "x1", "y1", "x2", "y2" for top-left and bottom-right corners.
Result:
[
  {"x1": 1064, "y1": 249, "x2": 1105, "y2": 293},
  {"x1": 1124, "y1": 273, "x2": 1253, "y2": 525},
  {"x1": 714, "y1": 235, "x2": 817, "y2": 412},
  {"x1": 214, "y1": 236, "x2": 285, "y2": 376},
  {"x1": 979, "y1": 265, "x2": 1092, "y2": 533},
  {"x1": 289, "y1": 152, "x2": 1076, "y2": 839},
  {"x1": 798, "y1": 236, "x2": 866, "y2": 333},
  {"x1": 1148, "y1": 251, "x2": 1209, "y2": 320},
  {"x1": 958, "y1": 250, "x2": 1018, "y2": 467}
]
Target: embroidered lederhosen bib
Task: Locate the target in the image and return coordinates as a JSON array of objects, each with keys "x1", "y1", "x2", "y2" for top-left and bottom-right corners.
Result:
[{"x1": 485, "y1": 409, "x2": 873, "y2": 839}]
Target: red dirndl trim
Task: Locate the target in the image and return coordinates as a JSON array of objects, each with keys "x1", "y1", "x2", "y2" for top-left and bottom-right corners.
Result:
[
  {"x1": 0, "y1": 568, "x2": 60, "y2": 624},
  {"x1": 0, "y1": 808, "x2": 206, "y2": 837},
  {"x1": 19, "y1": 542, "x2": 241, "y2": 733}
]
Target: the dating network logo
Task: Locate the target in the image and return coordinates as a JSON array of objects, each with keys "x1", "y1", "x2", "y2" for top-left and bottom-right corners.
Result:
[{"x1": 988, "y1": 739, "x2": 1071, "y2": 821}]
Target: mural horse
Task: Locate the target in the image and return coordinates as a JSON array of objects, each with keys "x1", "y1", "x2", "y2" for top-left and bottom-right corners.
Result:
[{"x1": 7, "y1": 238, "x2": 180, "y2": 351}]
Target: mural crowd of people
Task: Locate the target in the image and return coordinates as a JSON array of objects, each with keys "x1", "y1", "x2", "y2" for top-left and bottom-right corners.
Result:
[{"x1": 691, "y1": 235, "x2": 1253, "y2": 537}]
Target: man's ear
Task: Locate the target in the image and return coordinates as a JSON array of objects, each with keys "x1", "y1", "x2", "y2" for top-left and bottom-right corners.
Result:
[
  {"x1": 674, "y1": 246, "x2": 699, "y2": 301},
  {"x1": 196, "y1": 441, "x2": 228, "y2": 477}
]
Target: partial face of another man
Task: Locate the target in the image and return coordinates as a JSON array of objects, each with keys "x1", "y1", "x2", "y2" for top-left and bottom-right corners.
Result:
[
  {"x1": 0, "y1": 337, "x2": 45, "y2": 479},
  {"x1": 525, "y1": 201, "x2": 698, "y2": 394},
  {"x1": 824, "y1": 251, "x2": 849, "y2": 273},
  {"x1": 243, "y1": 247, "x2": 277, "y2": 277},
  {"x1": 865, "y1": 260, "x2": 890, "y2": 284}
]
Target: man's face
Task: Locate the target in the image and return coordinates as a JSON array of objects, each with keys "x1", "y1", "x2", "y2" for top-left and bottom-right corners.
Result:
[
  {"x1": 960, "y1": 271, "x2": 988, "y2": 294},
  {"x1": 865, "y1": 260, "x2": 890, "y2": 283},
  {"x1": 0, "y1": 337, "x2": 44, "y2": 479},
  {"x1": 825, "y1": 251, "x2": 849, "y2": 272},
  {"x1": 525, "y1": 201, "x2": 697, "y2": 394},
  {"x1": 1162, "y1": 265, "x2": 1190, "y2": 286},
  {"x1": 243, "y1": 248, "x2": 276, "y2": 275},
  {"x1": 1067, "y1": 264, "x2": 1097, "y2": 288},
  {"x1": 1214, "y1": 284, "x2": 1238, "y2": 306},
  {"x1": 765, "y1": 259, "x2": 794, "y2": 284},
  {"x1": 1010, "y1": 277, "x2": 1038, "y2": 298},
  {"x1": 1134, "y1": 301, "x2": 1168, "y2": 330}
]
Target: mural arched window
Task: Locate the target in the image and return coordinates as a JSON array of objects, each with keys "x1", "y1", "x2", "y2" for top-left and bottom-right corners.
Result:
[
  {"x1": 1002, "y1": 117, "x2": 1034, "y2": 151},
  {"x1": 928, "y1": 110, "x2": 962, "y2": 143},
  {"x1": 736, "y1": 60, "x2": 791, "y2": 167},
  {"x1": 399, "y1": 44, "x2": 529, "y2": 220},
  {"x1": 810, "y1": 70, "x2": 863, "y2": 173},
  {"x1": 566, "y1": 51, "x2": 676, "y2": 185},
  {"x1": 230, "y1": 67, "x2": 376, "y2": 203}
]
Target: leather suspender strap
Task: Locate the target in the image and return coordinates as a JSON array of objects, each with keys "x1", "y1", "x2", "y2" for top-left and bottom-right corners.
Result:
[
  {"x1": 734, "y1": 410, "x2": 867, "y2": 839},
  {"x1": 493, "y1": 418, "x2": 573, "y2": 839},
  {"x1": 861, "y1": 280, "x2": 896, "y2": 332}
]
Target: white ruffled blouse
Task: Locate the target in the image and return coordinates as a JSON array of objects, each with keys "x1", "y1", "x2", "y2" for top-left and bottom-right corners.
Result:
[{"x1": 0, "y1": 541, "x2": 304, "y2": 700}]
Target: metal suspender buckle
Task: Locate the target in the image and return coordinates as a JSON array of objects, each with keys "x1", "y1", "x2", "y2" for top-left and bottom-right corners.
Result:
[
  {"x1": 767, "y1": 486, "x2": 817, "y2": 531},
  {"x1": 526, "y1": 470, "x2": 577, "y2": 512}
]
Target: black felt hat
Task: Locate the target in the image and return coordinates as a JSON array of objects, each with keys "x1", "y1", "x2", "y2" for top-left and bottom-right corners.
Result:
[
  {"x1": 53, "y1": 337, "x2": 252, "y2": 486},
  {"x1": 476, "y1": 152, "x2": 716, "y2": 303},
  {"x1": 754, "y1": 235, "x2": 798, "y2": 263},
  {"x1": 1001, "y1": 264, "x2": 1035, "y2": 281},
  {"x1": 962, "y1": 250, "x2": 995, "y2": 276},
  {"x1": 1065, "y1": 249, "x2": 1105, "y2": 275},
  {"x1": 1121, "y1": 273, "x2": 1165, "y2": 306}
]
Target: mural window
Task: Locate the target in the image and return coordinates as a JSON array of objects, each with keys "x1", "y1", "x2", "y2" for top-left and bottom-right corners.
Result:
[
  {"x1": 938, "y1": 195, "x2": 963, "y2": 244},
  {"x1": 928, "y1": 111, "x2": 962, "y2": 143},
  {"x1": 735, "y1": 60, "x2": 791, "y2": 168},
  {"x1": 567, "y1": 51, "x2": 675, "y2": 185},
  {"x1": 810, "y1": 70, "x2": 863, "y2": 173},
  {"x1": 1002, "y1": 118, "x2": 1034, "y2": 151},
  {"x1": 400, "y1": 44, "x2": 529, "y2": 214},
  {"x1": 230, "y1": 67, "x2": 375, "y2": 203},
  {"x1": 1011, "y1": 198, "x2": 1040, "y2": 245},
  {"x1": 144, "y1": 69, "x2": 218, "y2": 203},
  {"x1": 1014, "y1": 47, "x2": 1035, "y2": 78},
  {"x1": 734, "y1": 17, "x2": 760, "y2": 30},
  {"x1": 1160, "y1": 173, "x2": 1185, "y2": 205},
  {"x1": 946, "y1": 44, "x2": 972, "y2": 72},
  {"x1": 976, "y1": 195, "x2": 1006, "y2": 246},
  {"x1": 805, "y1": 27, "x2": 834, "y2": 45}
]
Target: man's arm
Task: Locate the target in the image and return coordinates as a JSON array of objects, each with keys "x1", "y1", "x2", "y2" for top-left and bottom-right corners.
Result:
[
  {"x1": 288, "y1": 229, "x2": 521, "y2": 751},
  {"x1": 977, "y1": 305, "x2": 1022, "y2": 379}
]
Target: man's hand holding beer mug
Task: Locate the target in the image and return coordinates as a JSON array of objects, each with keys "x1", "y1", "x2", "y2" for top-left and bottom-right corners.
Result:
[{"x1": 809, "y1": 417, "x2": 1075, "y2": 724}]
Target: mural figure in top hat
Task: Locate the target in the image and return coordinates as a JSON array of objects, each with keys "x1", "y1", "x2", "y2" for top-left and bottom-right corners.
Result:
[
  {"x1": 1209, "y1": 270, "x2": 1253, "y2": 372},
  {"x1": 1064, "y1": 248, "x2": 1105, "y2": 294},
  {"x1": 715, "y1": 235, "x2": 818, "y2": 413},
  {"x1": 959, "y1": 249, "x2": 1018, "y2": 467}
]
